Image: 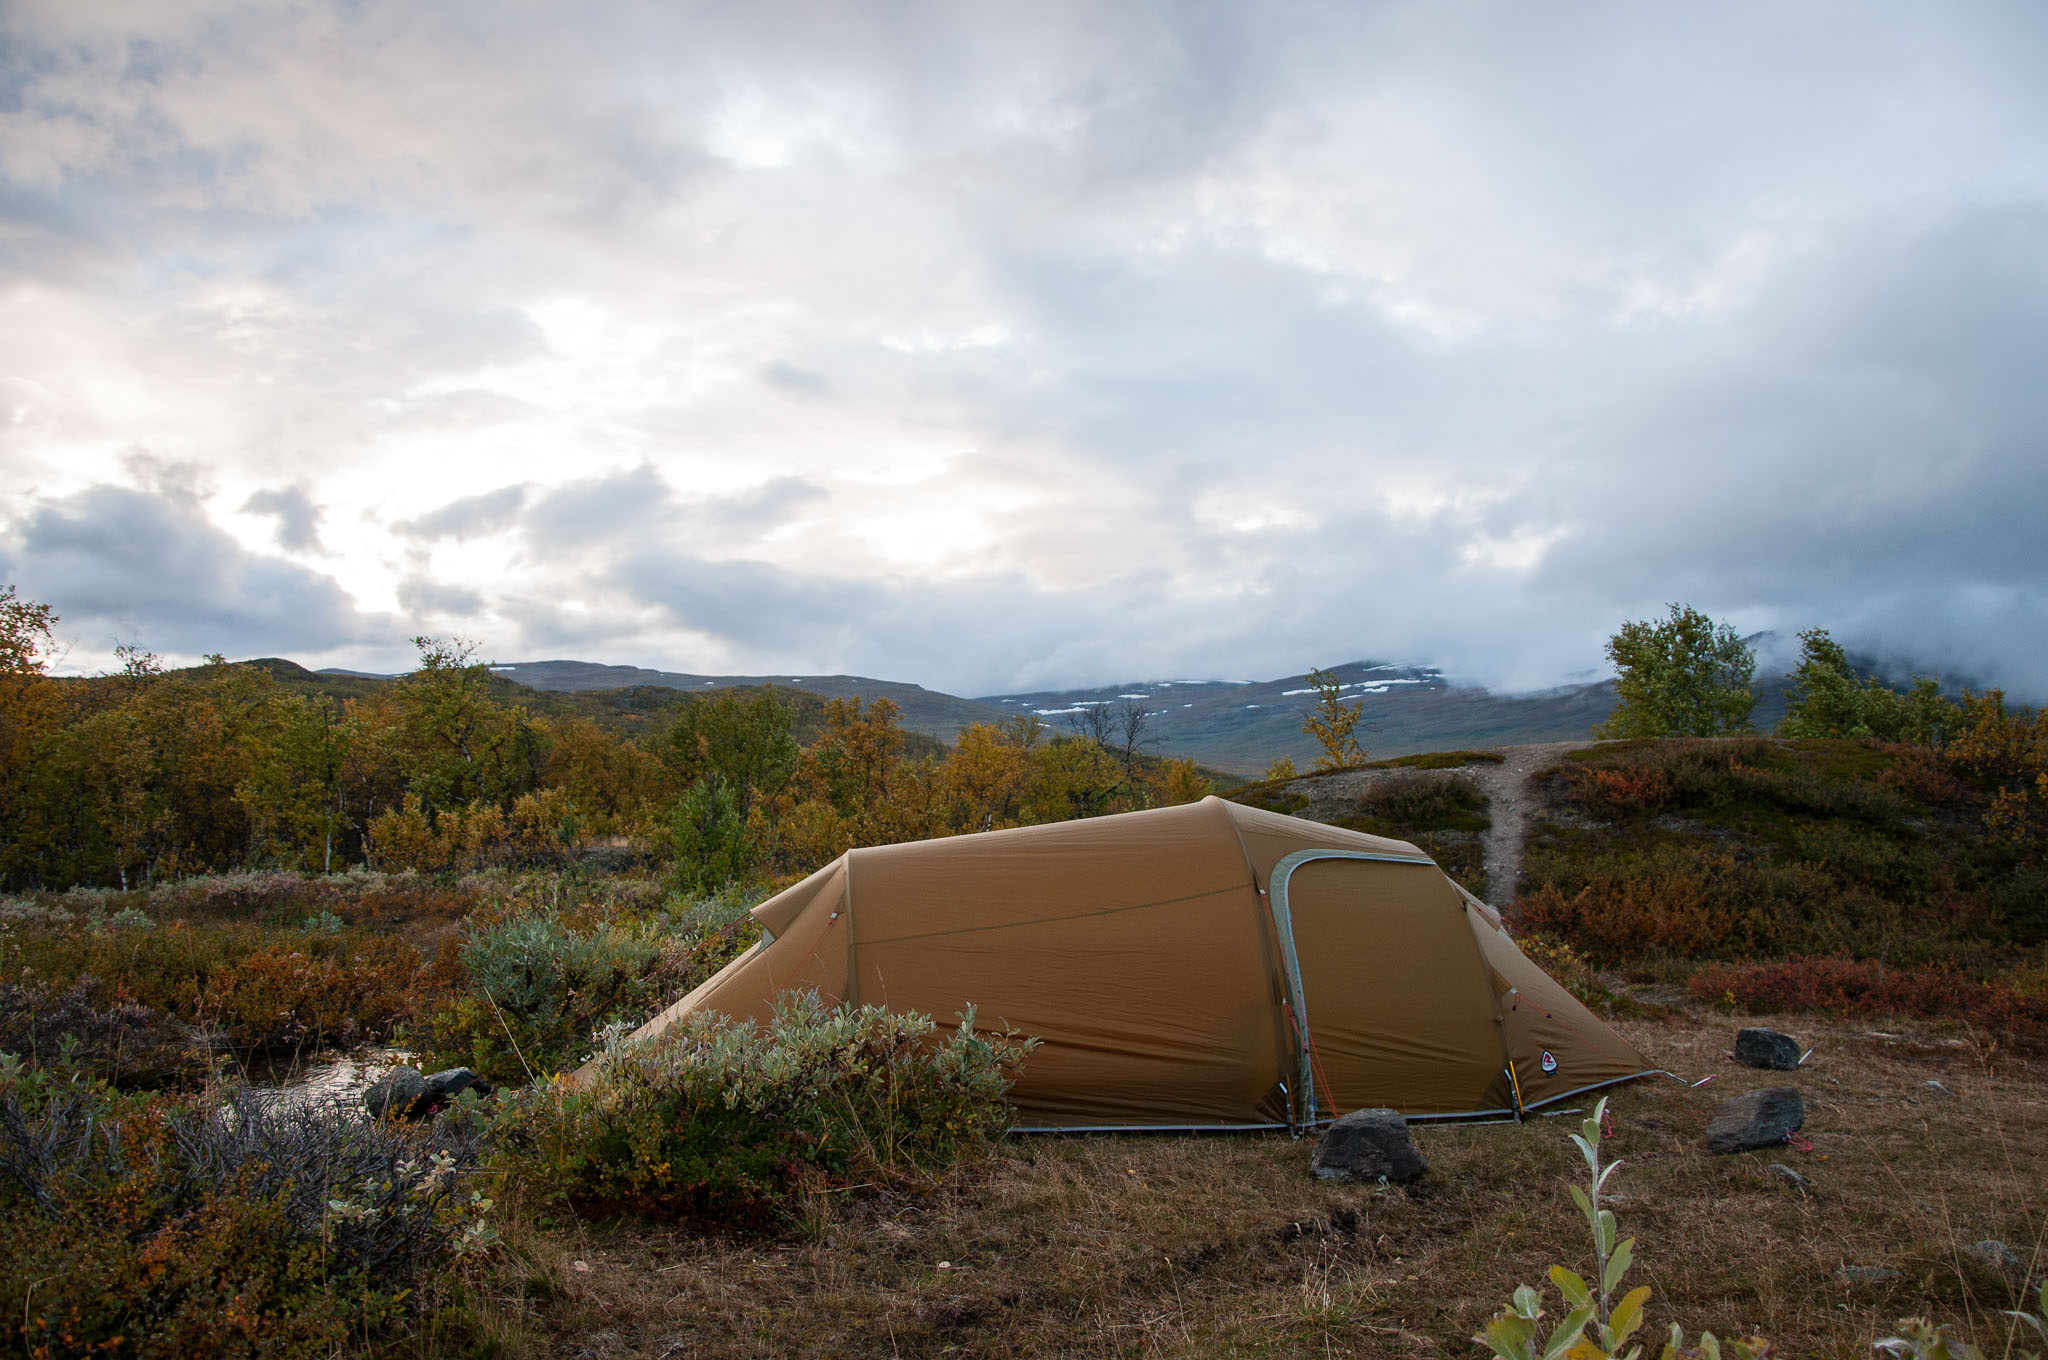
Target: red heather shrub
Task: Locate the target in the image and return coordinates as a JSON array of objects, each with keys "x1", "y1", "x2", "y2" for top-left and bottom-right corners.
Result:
[
  {"x1": 1515, "y1": 853, "x2": 1785, "y2": 962},
  {"x1": 200, "y1": 934, "x2": 425, "y2": 1051},
  {"x1": 1571, "y1": 765, "x2": 1673, "y2": 817},
  {"x1": 1688, "y1": 955, "x2": 2048, "y2": 1036}
]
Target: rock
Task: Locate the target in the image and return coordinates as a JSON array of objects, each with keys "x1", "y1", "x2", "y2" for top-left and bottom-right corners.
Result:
[
  {"x1": 364, "y1": 1065, "x2": 491, "y2": 1120},
  {"x1": 1704, "y1": 1086, "x2": 1805, "y2": 1153},
  {"x1": 1767, "y1": 1162, "x2": 1811, "y2": 1191},
  {"x1": 363, "y1": 1065, "x2": 430, "y2": 1120},
  {"x1": 1834, "y1": 1265, "x2": 1902, "y2": 1287},
  {"x1": 1734, "y1": 1027, "x2": 1805, "y2": 1071},
  {"x1": 422, "y1": 1067, "x2": 492, "y2": 1104},
  {"x1": 1312, "y1": 1108, "x2": 1427, "y2": 1183},
  {"x1": 1964, "y1": 1239, "x2": 2024, "y2": 1278}
]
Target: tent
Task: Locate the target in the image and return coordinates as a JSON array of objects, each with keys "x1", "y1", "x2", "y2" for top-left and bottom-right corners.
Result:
[{"x1": 622, "y1": 795, "x2": 1655, "y2": 1130}]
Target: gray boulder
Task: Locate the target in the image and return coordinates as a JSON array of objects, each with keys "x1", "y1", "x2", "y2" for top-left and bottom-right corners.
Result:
[
  {"x1": 364, "y1": 1065, "x2": 492, "y2": 1120},
  {"x1": 1312, "y1": 1108, "x2": 1427, "y2": 1183},
  {"x1": 1704, "y1": 1086, "x2": 1805, "y2": 1153},
  {"x1": 363, "y1": 1065, "x2": 430, "y2": 1120},
  {"x1": 1734, "y1": 1027, "x2": 1805, "y2": 1070},
  {"x1": 423, "y1": 1067, "x2": 491, "y2": 1104}
]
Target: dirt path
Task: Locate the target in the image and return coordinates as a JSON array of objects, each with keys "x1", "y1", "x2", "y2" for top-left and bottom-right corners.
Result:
[
  {"x1": 1462, "y1": 740, "x2": 1595, "y2": 912},
  {"x1": 1285, "y1": 740, "x2": 1600, "y2": 912}
]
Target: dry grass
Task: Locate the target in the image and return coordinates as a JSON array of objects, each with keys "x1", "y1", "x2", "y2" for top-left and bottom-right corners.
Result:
[{"x1": 463, "y1": 1005, "x2": 2046, "y2": 1359}]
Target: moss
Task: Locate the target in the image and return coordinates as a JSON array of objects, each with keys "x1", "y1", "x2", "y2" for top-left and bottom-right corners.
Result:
[{"x1": 1367, "y1": 750, "x2": 1507, "y2": 770}]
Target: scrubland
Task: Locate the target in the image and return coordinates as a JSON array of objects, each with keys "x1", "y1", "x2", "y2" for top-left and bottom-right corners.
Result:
[{"x1": 5, "y1": 722, "x2": 2048, "y2": 1356}]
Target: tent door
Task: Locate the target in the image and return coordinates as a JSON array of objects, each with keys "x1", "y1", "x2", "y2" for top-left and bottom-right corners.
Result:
[
  {"x1": 1266, "y1": 848, "x2": 1436, "y2": 1123},
  {"x1": 1270, "y1": 849, "x2": 1511, "y2": 1122}
]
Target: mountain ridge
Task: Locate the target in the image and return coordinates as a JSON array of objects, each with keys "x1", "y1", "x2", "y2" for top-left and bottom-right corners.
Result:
[
  {"x1": 322, "y1": 656, "x2": 1623, "y2": 774},
  {"x1": 314, "y1": 636, "x2": 1975, "y2": 776}
]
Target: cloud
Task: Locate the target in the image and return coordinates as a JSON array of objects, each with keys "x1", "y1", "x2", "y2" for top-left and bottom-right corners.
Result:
[
  {"x1": 397, "y1": 485, "x2": 529, "y2": 541},
  {"x1": 397, "y1": 576, "x2": 484, "y2": 618},
  {"x1": 760, "y1": 362, "x2": 831, "y2": 395},
  {"x1": 2, "y1": 4, "x2": 2046, "y2": 699},
  {"x1": 525, "y1": 466, "x2": 675, "y2": 548},
  {"x1": 5, "y1": 482, "x2": 388, "y2": 663},
  {"x1": 241, "y1": 484, "x2": 322, "y2": 551}
]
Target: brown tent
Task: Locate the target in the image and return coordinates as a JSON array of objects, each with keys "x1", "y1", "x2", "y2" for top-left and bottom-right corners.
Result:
[{"x1": 623, "y1": 796, "x2": 1654, "y2": 1130}]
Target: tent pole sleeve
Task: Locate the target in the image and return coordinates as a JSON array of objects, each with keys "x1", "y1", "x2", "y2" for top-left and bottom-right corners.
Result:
[{"x1": 1264, "y1": 864, "x2": 1314, "y2": 1124}]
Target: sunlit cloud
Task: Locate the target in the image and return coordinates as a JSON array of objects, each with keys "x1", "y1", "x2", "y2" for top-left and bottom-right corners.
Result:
[{"x1": 1, "y1": 2, "x2": 2045, "y2": 696}]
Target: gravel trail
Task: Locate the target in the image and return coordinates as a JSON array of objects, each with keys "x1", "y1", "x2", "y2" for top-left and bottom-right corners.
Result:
[
  {"x1": 1280, "y1": 739, "x2": 1605, "y2": 914},
  {"x1": 1462, "y1": 740, "x2": 1600, "y2": 912}
]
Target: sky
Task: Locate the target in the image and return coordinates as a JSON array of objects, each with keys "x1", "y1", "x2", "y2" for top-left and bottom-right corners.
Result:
[{"x1": 4, "y1": 1, "x2": 2047, "y2": 698}]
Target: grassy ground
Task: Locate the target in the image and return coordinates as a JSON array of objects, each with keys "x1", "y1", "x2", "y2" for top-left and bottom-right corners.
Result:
[{"x1": 471, "y1": 1004, "x2": 2046, "y2": 1359}]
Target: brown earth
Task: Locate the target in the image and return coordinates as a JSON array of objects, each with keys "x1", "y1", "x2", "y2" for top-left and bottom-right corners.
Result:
[{"x1": 474, "y1": 1007, "x2": 2047, "y2": 1358}]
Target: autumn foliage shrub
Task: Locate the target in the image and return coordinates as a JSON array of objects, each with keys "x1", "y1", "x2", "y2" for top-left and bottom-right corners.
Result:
[
  {"x1": 0, "y1": 977, "x2": 199, "y2": 1085},
  {"x1": 1520, "y1": 738, "x2": 2036, "y2": 975},
  {"x1": 0, "y1": 1056, "x2": 489, "y2": 1358},
  {"x1": 489, "y1": 994, "x2": 1033, "y2": 1226},
  {"x1": 199, "y1": 933, "x2": 426, "y2": 1051},
  {"x1": 1516, "y1": 848, "x2": 1803, "y2": 961},
  {"x1": 1571, "y1": 765, "x2": 1673, "y2": 817},
  {"x1": 1687, "y1": 956, "x2": 2048, "y2": 1036},
  {"x1": 4, "y1": 917, "x2": 428, "y2": 1064},
  {"x1": 367, "y1": 788, "x2": 583, "y2": 873}
]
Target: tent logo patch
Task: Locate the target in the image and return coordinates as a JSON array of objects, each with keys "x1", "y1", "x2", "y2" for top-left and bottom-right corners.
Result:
[{"x1": 1540, "y1": 1051, "x2": 1558, "y2": 1074}]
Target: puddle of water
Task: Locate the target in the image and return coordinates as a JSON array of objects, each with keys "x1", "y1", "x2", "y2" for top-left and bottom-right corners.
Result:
[{"x1": 236, "y1": 1045, "x2": 414, "y2": 1116}]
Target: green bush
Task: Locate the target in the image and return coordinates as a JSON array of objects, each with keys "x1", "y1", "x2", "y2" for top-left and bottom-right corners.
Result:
[
  {"x1": 0, "y1": 1055, "x2": 490, "y2": 1358},
  {"x1": 488, "y1": 994, "x2": 1033, "y2": 1226},
  {"x1": 1477, "y1": 1096, "x2": 1770, "y2": 1360},
  {"x1": 413, "y1": 890, "x2": 758, "y2": 1084},
  {"x1": 1345, "y1": 772, "x2": 1491, "y2": 837},
  {"x1": 670, "y1": 775, "x2": 759, "y2": 895}
]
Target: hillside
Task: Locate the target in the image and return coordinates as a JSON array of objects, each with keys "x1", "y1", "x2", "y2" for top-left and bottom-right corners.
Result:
[
  {"x1": 327, "y1": 658, "x2": 1015, "y2": 747},
  {"x1": 980, "y1": 663, "x2": 1619, "y2": 774},
  {"x1": 356, "y1": 656, "x2": 1624, "y2": 773},
  {"x1": 295, "y1": 646, "x2": 1977, "y2": 775}
]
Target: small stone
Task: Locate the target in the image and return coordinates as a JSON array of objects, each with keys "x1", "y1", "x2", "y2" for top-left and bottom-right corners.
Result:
[
  {"x1": 1704, "y1": 1086, "x2": 1805, "y2": 1153},
  {"x1": 1734, "y1": 1027, "x2": 1805, "y2": 1071},
  {"x1": 1312, "y1": 1108, "x2": 1427, "y2": 1183},
  {"x1": 363, "y1": 1066, "x2": 429, "y2": 1120},
  {"x1": 1964, "y1": 1239, "x2": 2023, "y2": 1278},
  {"x1": 1834, "y1": 1265, "x2": 1902, "y2": 1287},
  {"x1": 1767, "y1": 1162, "x2": 1811, "y2": 1191},
  {"x1": 1923, "y1": 1080, "x2": 1955, "y2": 1097}
]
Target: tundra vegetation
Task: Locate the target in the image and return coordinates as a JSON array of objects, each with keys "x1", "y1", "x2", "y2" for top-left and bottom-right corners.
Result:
[{"x1": 2, "y1": 586, "x2": 2045, "y2": 1356}]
